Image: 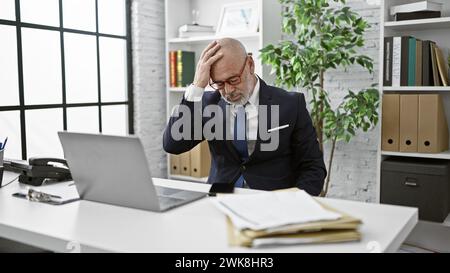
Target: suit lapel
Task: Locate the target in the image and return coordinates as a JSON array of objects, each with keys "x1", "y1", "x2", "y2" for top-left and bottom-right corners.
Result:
[{"x1": 248, "y1": 79, "x2": 272, "y2": 162}]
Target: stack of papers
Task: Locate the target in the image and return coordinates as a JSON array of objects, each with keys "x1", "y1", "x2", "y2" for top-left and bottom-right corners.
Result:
[{"x1": 212, "y1": 190, "x2": 362, "y2": 247}]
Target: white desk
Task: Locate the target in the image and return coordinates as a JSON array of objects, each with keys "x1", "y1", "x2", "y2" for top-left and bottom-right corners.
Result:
[{"x1": 0, "y1": 172, "x2": 417, "y2": 253}]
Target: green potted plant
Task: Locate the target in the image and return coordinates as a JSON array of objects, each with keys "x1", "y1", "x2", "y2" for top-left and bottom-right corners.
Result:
[{"x1": 260, "y1": 0, "x2": 379, "y2": 197}]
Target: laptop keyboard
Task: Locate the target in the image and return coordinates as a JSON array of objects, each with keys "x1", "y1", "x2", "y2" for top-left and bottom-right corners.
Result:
[
  {"x1": 155, "y1": 186, "x2": 183, "y2": 197},
  {"x1": 158, "y1": 195, "x2": 184, "y2": 203},
  {"x1": 155, "y1": 186, "x2": 207, "y2": 209}
]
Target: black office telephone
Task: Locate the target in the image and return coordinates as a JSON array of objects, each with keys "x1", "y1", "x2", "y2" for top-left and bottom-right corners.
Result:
[{"x1": 4, "y1": 157, "x2": 72, "y2": 186}]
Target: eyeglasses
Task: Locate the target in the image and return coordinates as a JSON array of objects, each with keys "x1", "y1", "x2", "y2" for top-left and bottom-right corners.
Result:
[
  {"x1": 209, "y1": 57, "x2": 248, "y2": 91},
  {"x1": 26, "y1": 188, "x2": 60, "y2": 202}
]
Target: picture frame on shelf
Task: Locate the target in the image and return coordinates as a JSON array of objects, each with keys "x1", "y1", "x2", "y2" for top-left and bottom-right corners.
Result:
[{"x1": 216, "y1": 1, "x2": 259, "y2": 35}]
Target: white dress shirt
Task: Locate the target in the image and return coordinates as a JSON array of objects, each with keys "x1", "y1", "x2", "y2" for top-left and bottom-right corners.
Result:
[{"x1": 184, "y1": 75, "x2": 260, "y2": 155}]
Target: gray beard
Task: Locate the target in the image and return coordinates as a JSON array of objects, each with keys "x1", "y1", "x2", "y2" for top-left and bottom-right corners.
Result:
[{"x1": 222, "y1": 91, "x2": 250, "y2": 106}]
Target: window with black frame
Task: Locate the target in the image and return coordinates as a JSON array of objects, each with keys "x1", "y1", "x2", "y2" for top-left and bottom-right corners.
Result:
[{"x1": 0, "y1": 0, "x2": 133, "y2": 160}]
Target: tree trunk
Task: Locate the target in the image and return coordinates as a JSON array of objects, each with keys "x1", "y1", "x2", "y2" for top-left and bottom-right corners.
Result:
[
  {"x1": 320, "y1": 136, "x2": 337, "y2": 197},
  {"x1": 317, "y1": 70, "x2": 324, "y2": 152}
]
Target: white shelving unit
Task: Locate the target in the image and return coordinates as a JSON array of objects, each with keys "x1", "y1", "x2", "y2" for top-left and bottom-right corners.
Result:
[
  {"x1": 384, "y1": 16, "x2": 450, "y2": 30},
  {"x1": 377, "y1": 0, "x2": 450, "y2": 252},
  {"x1": 381, "y1": 150, "x2": 450, "y2": 160},
  {"x1": 164, "y1": 0, "x2": 282, "y2": 183},
  {"x1": 383, "y1": 86, "x2": 450, "y2": 92}
]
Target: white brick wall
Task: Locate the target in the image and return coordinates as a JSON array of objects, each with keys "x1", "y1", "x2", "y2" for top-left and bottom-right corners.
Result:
[
  {"x1": 130, "y1": 0, "x2": 382, "y2": 201},
  {"x1": 322, "y1": 0, "x2": 381, "y2": 202},
  {"x1": 131, "y1": 0, "x2": 167, "y2": 178}
]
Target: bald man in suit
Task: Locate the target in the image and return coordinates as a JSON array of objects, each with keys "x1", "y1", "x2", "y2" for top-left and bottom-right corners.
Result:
[{"x1": 163, "y1": 38, "x2": 326, "y2": 195}]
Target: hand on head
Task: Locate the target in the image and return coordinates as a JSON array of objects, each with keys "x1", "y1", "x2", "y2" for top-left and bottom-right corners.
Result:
[{"x1": 193, "y1": 40, "x2": 223, "y2": 88}]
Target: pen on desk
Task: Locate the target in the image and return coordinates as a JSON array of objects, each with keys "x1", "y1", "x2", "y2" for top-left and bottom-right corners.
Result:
[{"x1": 2, "y1": 137, "x2": 7, "y2": 149}]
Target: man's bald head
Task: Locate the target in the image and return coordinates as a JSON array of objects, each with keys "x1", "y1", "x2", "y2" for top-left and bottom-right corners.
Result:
[
  {"x1": 216, "y1": 38, "x2": 247, "y2": 60},
  {"x1": 211, "y1": 38, "x2": 248, "y2": 80}
]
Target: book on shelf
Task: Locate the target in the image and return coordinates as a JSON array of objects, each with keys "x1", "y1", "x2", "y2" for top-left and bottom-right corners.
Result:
[
  {"x1": 434, "y1": 45, "x2": 449, "y2": 86},
  {"x1": 169, "y1": 51, "x2": 177, "y2": 87},
  {"x1": 430, "y1": 42, "x2": 441, "y2": 86},
  {"x1": 177, "y1": 50, "x2": 195, "y2": 88},
  {"x1": 390, "y1": 1, "x2": 442, "y2": 16},
  {"x1": 391, "y1": 36, "x2": 402, "y2": 86},
  {"x1": 390, "y1": 36, "x2": 410, "y2": 86},
  {"x1": 384, "y1": 36, "x2": 446, "y2": 87},
  {"x1": 383, "y1": 37, "x2": 393, "y2": 86},
  {"x1": 394, "y1": 10, "x2": 441, "y2": 21},
  {"x1": 416, "y1": 39, "x2": 423, "y2": 86},
  {"x1": 408, "y1": 37, "x2": 417, "y2": 86},
  {"x1": 422, "y1": 40, "x2": 432, "y2": 86},
  {"x1": 168, "y1": 50, "x2": 195, "y2": 88}
]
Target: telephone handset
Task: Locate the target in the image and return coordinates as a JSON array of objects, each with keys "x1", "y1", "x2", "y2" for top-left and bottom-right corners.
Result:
[
  {"x1": 4, "y1": 157, "x2": 72, "y2": 186},
  {"x1": 29, "y1": 157, "x2": 69, "y2": 167}
]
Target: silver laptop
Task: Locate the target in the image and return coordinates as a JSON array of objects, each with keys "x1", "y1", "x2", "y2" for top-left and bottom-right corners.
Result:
[{"x1": 58, "y1": 132, "x2": 207, "y2": 212}]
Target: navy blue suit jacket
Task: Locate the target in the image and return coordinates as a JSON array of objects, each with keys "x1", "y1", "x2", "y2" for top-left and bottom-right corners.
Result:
[{"x1": 163, "y1": 79, "x2": 326, "y2": 196}]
